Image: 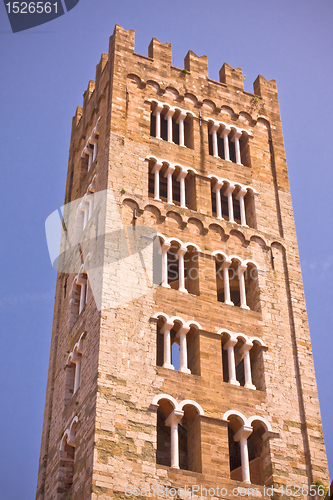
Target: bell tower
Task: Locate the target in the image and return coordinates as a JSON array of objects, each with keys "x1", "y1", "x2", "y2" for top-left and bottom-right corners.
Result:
[{"x1": 36, "y1": 25, "x2": 329, "y2": 500}]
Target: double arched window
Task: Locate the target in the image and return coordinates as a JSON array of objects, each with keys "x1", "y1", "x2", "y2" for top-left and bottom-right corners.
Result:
[
  {"x1": 152, "y1": 394, "x2": 204, "y2": 472},
  {"x1": 223, "y1": 411, "x2": 272, "y2": 485}
]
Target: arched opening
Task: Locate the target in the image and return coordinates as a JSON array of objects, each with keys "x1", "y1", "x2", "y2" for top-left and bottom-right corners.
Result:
[
  {"x1": 156, "y1": 398, "x2": 174, "y2": 467},
  {"x1": 247, "y1": 420, "x2": 271, "y2": 485},
  {"x1": 250, "y1": 342, "x2": 265, "y2": 391},
  {"x1": 184, "y1": 245, "x2": 200, "y2": 295},
  {"x1": 179, "y1": 404, "x2": 202, "y2": 472},
  {"x1": 245, "y1": 263, "x2": 261, "y2": 312},
  {"x1": 227, "y1": 415, "x2": 243, "y2": 480},
  {"x1": 167, "y1": 242, "x2": 180, "y2": 289},
  {"x1": 215, "y1": 257, "x2": 241, "y2": 306}
]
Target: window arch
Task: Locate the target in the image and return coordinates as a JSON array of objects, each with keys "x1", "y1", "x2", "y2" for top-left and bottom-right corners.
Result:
[
  {"x1": 214, "y1": 252, "x2": 261, "y2": 311},
  {"x1": 223, "y1": 411, "x2": 272, "y2": 485},
  {"x1": 147, "y1": 156, "x2": 196, "y2": 209},
  {"x1": 59, "y1": 416, "x2": 78, "y2": 494},
  {"x1": 153, "y1": 313, "x2": 201, "y2": 375},
  {"x1": 69, "y1": 259, "x2": 90, "y2": 328},
  {"x1": 153, "y1": 395, "x2": 203, "y2": 472},
  {"x1": 157, "y1": 235, "x2": 200, "y2": 295},
  {"x1": 65, "y1": 332, "x2": 85, "y2": 404},
  {"x1": 149, "y1": 100, "x2": 194, "y2": 148},
  {"x1": 81, "y1": 118, "x2": 100, "y2": 171},
  {"x1": 219, "y1": 330, "x2": 266, "y2": 390},
  {"x1": 209, "y1": 176, "x2": 257, "y2": 228},
  {"x1": 207, "y1": 120, "x2": 251, "y2": 166}
]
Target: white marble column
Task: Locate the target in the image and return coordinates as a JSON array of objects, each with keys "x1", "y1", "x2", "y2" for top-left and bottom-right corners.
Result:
[
  {"x1": 223, "y1": 338, "x2": 240, "y2": 386},
  {"x1": 152, "y1": 161, "x2": 163, "y2": 201},
  {"x1": 88, "y1": 150, "x2": 93, "y2": 170},
  {"x1": 177, "y1": 325, "x2": 191, "y2": 374},
  {"x1": 72, "y1": 353, "x2": 82, "y2": 393},
  {"x1": 210, "y1": 122, "x2": 220, "y2": 157},
  {"x1": 177, "y1": 170, "x2": 187, "y2": 208},
  {"x1": 154, "y1": 104, "x2": 163, "y2": 139},
  {"x1": 233, "y1": 425, "x2": 253, "y2": 483},
  {"x1": 224, "y1": 184, "x2": 235, "y2": 223},
  {"x1": 161, "y1": 242, "x2": 171, "y2": 288},
  {"x1": 239, "y1": 342, "x2": 256, "y2": 390},
  {"x1": 177, "y1": 111, "x2": 187, "y2": 147},
  {"x1": 221, "y1": 127, "x2": 231, "y2": 161},
  {"x1": 165, "y1": 410, "x2": 184, "y2": 469},
  {"x1": 238, "y1": 263, "x2": 250, "y2": 310},
  {"x1": 164, "y1": 165, "x2": 175, "y2": 204},
  {"x1": 177, "y1": 246, "x2": 188, "y2": 293},
  {"x1": 233, "y1": 130, "x2": 242, "y2": 165},
  {"x1": 166, "y1": 108, "x2": 175, "y2": 143},
  {"x1": 236, "y1": 187, "x2": 248, "y2": 226},
  {"x1": 161, "y1": 320, "x2": 174, "y2": 370},
  {"x1": 222, "y1": 259, "x2": 234, "y2": 305},
  {"x1": 213, "y1": 180, "x2": 223, "y2": 220}
]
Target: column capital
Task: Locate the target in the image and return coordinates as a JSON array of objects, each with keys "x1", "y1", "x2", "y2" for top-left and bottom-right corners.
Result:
[
  {"x1": 161, "y1": 241, "x2": 171, "y2": 252},
  {"x1": 176, "y1": 111, "x2": 187, "y2": 123},
  {"x1": 160, "y1": 320, "x2": 174, "y2": 333},
  {"x1": 224, "y1": 338, "x2": 238, "y2": 349},
  {"x1": 153, "y1": 104, "x2": 163, "y2": 115},
  {"x1": 221, "y1": 126, "x2": 231, "y2": 137},
  {"x1": 165, "y1": 409, "x2": 184, "y2": 427},
  {"x1": 238, "y1": 263, "x2": 248, "y2": 274},
  {"x1": 176, "y1": 245, "x2": 187, "y2": 257},
  {"x1": 176, "y1": 325, "x2": 190, "y2": 338},
  {"x1": 231, "y1": 129, "x2": 242, "y2": 140},
  {"x1": 239, "y1": 341, "x2": 253, "y2": 354},
  {"x1": 176, "y1": 169, "x2": 188, "y2": 181},
  {"x1": 224, "y1": 183, "x2": 235, "y2": 195},
  {"x1": 221, "y1": 258, "x2": 232, "y2": 269},
  {"x1": 234, "y1": 425, "x2": 253, "y2": 442},
  {"x1": 165, "y1": 107, "x2": 175, "y2": 118},
  {"x1": 209, "y1": 121, "x2": 220, "y2": 133},
  {"x1": 152, "y1": 161, "x2": 163, "y2": 173},
  {"x1": 212, "y1": 180, "x2": 223, "y2": 192},
  {"x1": 164, "y1": 165, "x2": 175, "y2": 176},
  {"x1": 235, "y1": 186, "x2": 248, "y2": 199}
]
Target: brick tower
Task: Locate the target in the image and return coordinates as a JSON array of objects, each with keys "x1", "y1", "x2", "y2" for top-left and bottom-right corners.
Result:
[{"x1": 36, "y1": 25, "x2": 330, "y2": 500}]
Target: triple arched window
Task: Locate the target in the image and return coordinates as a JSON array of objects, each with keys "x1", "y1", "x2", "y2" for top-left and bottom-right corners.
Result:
[{"x1": 149, "y1": 100, "x2": 194, "y2": 148}]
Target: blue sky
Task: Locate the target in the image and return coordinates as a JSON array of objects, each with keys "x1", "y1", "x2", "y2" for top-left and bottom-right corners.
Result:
[{"x1": 0, "y1": 0, "x2": 332, "y2": 497}]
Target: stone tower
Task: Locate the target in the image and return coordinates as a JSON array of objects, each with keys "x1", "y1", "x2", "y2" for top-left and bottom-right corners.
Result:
[{"x1": 36, "y1": 25, "x2": 329, "y2": 500}]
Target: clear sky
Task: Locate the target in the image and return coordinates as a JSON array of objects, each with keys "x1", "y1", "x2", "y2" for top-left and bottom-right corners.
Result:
[{"x1": 0, "y1": 0, "x2": 332, "y2": 498}]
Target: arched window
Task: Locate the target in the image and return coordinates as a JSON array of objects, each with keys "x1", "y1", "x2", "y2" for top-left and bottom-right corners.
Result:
[
  {"x1": 59, "y1": 416, "x2": 78, "y2": 494},
  {"x1": 154, "y1": 314, "x2": 201, "y2": 375},
  {"x1": 153, "y1": 395, "x2": 203, "y2": 472},
  {"x1": 147, "y1": 157, "x2": 196, "y2": 209},
  {"x1": 208, "y1": 121, "x2": 250, "y2": 166},
  {"x1": 220, "y1": 331, "x2": 265, "y2": 390},
  {"x1": 69, "y1": 267, "x2": 88, "y2": 328},
  {"x1": 149, "y1": 101, "x2": 194, "y2": 149},
  {"x1": 81, "y1": 118, "x2": 100, "y2": 172},
  {"x1": 210, "y1": 177, "x2": 257, "y2": 228},
  {"x1": 65, "y1": 333, "x2": 85, "y2": 405},
  {"x1": 223, "y1": 411, "x2": 272, "y2": 485},
  {"x1": 214, "y1": 253, "x2": 261, "y2": 311},
  {"x1": 158, "y1": 237, "x2": 200, "y2": 295}
]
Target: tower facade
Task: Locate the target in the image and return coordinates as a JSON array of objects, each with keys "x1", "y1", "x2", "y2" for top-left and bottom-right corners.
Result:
[{"x1": 36, "y1": 25, "x2": 329, "y2": 500}]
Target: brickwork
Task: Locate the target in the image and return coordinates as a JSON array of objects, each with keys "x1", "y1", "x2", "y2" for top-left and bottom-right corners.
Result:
[{"x1": 36, "y1": 24, "x2": 329, "y2": 500}]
